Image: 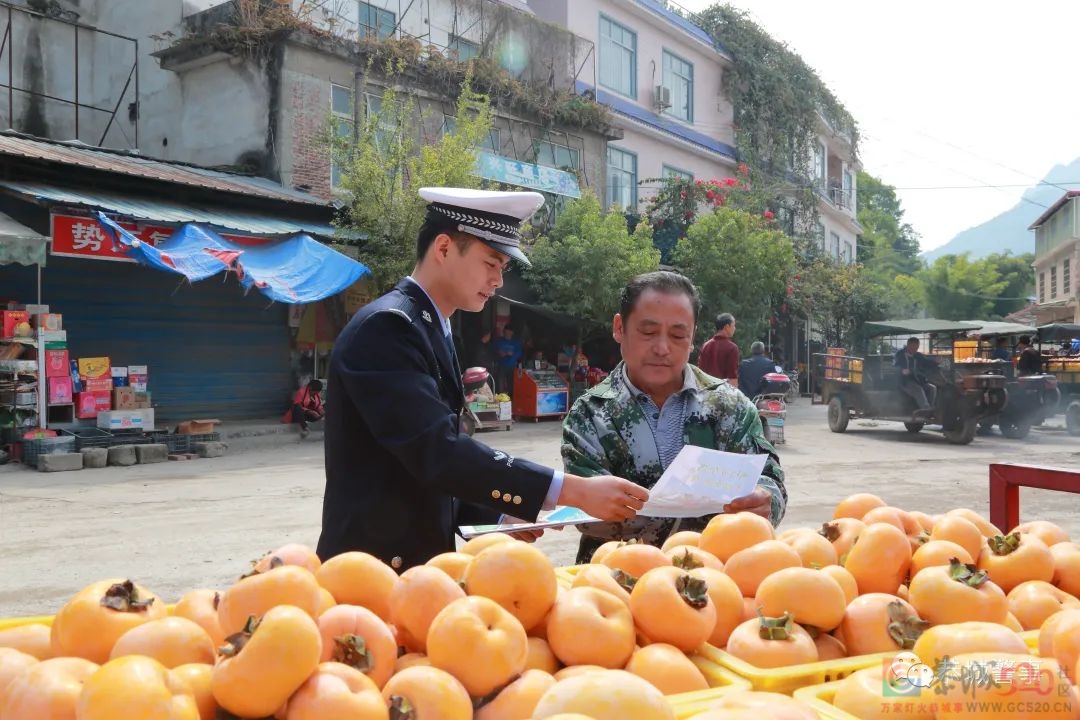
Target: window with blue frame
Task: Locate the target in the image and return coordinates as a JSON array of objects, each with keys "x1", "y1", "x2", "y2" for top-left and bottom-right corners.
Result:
[
  {"x1": 662, "y1": 50, "x2": 693, "y2": 123},
  {"x1": 608, "y1": 147, "x2": 638, "y2": 211},
  {"x1": 662, "y1": 165, "x2": 693, "y2": 182},
  {"x1": 599, "y1": 16, "x2": 636, "y2": 99},
  {"x1": 535, "y1": 141, "x2": 580, "y2": 170},
  {"x1": 330, "y1": 84, "x2": 354, "y2": 189},
  {"x1": 448, "y1": 34, "x2": 480, "y2": 61},
  {"x1": 358, "y1": 2, "x2": 395, "y2": 39}
]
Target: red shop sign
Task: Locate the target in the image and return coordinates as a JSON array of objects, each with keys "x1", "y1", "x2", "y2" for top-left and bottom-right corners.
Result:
[{"x1": 50, "y1": 214, "x2": 270, "y2": 262}]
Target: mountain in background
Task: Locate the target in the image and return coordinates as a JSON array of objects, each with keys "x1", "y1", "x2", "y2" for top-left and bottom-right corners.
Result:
[{"x1": 920, "y1": 157, "x2": 1080, "y2": 263}]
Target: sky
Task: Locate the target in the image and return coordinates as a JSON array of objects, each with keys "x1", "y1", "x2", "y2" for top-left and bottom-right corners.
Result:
[{"x1": 676, "y1": 0, "x2": 1080, "y2": 253}]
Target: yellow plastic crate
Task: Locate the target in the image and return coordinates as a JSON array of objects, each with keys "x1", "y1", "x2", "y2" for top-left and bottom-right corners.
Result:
[
  {"x1": 0, "y1": 615, "x2": 54, "y2": 631},
  {"x1": 792, "y1": 680, "x2": 860, "y2": 720},
  {"x1": 696, "y1": 643, "x2": 895, "y2": 695},
  {"x1": 667, "y1": 654, "x2": 754, "y2": 719},
  {"x1": 1021, "y1": 628, "x2": 1039, "y2": 652}
]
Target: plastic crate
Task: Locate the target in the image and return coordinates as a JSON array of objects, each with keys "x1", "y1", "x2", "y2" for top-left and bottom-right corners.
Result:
[
  {"x1": 667, "y1": 656, "x2": 753, "y2": 718},
  {"x1": 59, "y1": 427, "x2": 115, "y2": 450},
  {"x1": 792, "y1": 680, "x2": 859, "y2": 719},
  {"x1": 696, "y1": 643, "x2": 896, "y2": 695},
  {"x1": 168, "y1": 432, "x2": 221, "y2": 453},
  {"x1": 19, "y1": 436, "x2": 76, "y2": 467}
]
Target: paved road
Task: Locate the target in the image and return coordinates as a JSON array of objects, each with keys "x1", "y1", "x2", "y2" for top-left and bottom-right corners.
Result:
[{"x1": 2, "y1": 399, "x2": 1079, "y2": 618}]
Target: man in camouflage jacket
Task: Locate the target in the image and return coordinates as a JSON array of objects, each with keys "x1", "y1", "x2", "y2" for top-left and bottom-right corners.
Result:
[{"x1": 561, "y1": 273, "x2": 787, "y2": 564}]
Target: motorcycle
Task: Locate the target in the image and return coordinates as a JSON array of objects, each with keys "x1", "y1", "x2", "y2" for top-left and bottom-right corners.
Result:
[{"x1": 753, "y1": 371, "x2": 792, "y2": 444}]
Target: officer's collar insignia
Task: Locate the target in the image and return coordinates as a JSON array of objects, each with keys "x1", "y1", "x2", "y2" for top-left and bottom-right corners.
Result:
[{"x1": 421, "y1": 310, "x2": 432, "y2": 323}]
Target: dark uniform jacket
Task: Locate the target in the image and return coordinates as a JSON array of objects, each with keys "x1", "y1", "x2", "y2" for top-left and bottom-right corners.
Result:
[
  {"x1": 316, "y1": 279, "x2": 554, "y2": 571},
  {"x1": 738, "y1": 355, "x2": 776, "y2": 399}
]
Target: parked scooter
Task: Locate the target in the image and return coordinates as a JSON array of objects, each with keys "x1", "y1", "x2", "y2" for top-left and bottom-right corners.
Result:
[{"x1": 753, "y1": 372, "x2": 792, "y2": 444}]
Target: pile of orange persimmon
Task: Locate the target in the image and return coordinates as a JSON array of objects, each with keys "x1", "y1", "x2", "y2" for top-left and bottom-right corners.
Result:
[{"x1": 0, "y1": 493, "x2": 1079, "y2": 720}]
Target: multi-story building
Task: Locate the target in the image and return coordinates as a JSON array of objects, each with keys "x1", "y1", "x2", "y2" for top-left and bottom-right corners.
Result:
[
  {"x1": 1029, "y1": 190, "x2": 1079, "y2": 324},
  {"x1": 811, "y1": 115, "x2": 861, "y2": 265}
]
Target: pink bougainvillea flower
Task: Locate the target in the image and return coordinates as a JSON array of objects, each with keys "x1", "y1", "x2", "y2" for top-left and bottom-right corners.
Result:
[
  {"x1": 763, "y1": 210, "x2": 775, "y2": 220},
  {"x1": 738, "y1": 163, "x2": 749, "y2": 174}
]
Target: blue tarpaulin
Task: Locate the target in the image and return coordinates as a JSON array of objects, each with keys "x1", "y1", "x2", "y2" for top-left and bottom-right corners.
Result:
[{"x1": 97, "y1": 212, "x2": 369, "y2": 305}]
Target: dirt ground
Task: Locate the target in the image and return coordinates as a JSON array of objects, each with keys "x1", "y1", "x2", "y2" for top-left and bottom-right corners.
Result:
[{"x1": 2, "y1": 399, "x2": 1079, "y2": 618}]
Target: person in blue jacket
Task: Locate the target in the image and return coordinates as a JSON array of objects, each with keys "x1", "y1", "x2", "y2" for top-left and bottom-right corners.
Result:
[{"x1": 316, "y1": 187, "x2": 648, "y2": 571}]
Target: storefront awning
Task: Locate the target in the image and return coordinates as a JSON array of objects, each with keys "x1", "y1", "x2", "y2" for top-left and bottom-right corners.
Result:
[
  {"x1": 0, "y1": 181, "x2": 360, "y2": 240},
  {"x1": 0, "y1": 211, "x2": 47, "y2": 266},
  {"x1": 474, "y1": 151, "x2": 581, "y2": 199},
  {"x1": 97, "y1": 213, "x2": 370, "y2": 305}
]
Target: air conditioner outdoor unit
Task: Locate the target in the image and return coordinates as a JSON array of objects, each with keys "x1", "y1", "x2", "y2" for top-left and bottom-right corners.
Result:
[{"x1": 654, "y1": 85, "x2": 671, "y2": 110}]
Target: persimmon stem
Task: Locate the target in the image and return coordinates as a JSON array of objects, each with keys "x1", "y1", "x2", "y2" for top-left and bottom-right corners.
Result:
[
  {"x1": 672, "y1": 548, "x2": 703, "y2": 571},
  {"x1": 987, "y1": 532, "x2": 1022, "y2": 556},
  {"x1": 676, "y1": 574, "x2": 709, "y2": 609},
  {"x1": 389, "y1": 695, "x2": 416, "y2": 720},
  {"x1": 819, "y1": 522, "x2": 840, "y2": 542},
  {"x1": 947, "y1": 557, "x2": 991, "y2": 587},
  {"x1": 886, "y1": 600, "x2": 929, "y2": 649},
  {"x1": 218, "y1": 615, "x2": 260, "y2": 658},
  {"x1": 333, "y1": 634, "x2": 374, "y2": 672},
  {"x1": 610, "y1": 569, "x2": 638, "y2": 592},
  {"x1": 99, "y1": 580, "x2": 155, "y2": 612},
  {"x1": 756, "y1": 610, "x2": 795, "y2": 640}
]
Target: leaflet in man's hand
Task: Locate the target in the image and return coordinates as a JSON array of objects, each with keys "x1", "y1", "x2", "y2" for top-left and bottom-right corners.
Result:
[
  {"x1": 639, "y1": 446, "x2": 767, "y2": 518},
  {"x1": 458, "y1": 506, "x2": 601, "y2": 539}
]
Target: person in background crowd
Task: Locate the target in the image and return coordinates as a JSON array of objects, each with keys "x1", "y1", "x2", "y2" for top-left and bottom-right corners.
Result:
[
  {"x1": 738, "y1": 341, "x2": 776, "y2": 399},
  {"x1": 561, "y1": 271, "x2": 786, "y2": 563},
  {"x1": 990, "y1": 337, "x2": 1011, "y2": 362},
  {"x1": 282, "y1": 379, "x2": 325, "y2": 439},
  {"x1": 494, "y1": 325, "x2": 523, "y2": 394},
  {"x1": 471, "y1": 330, "x2": 494, "y2": 371},
  {"x1": 697, "y1": 312, "x2": 739, "y2": 383},
  {"x1": 1017, "y1": 335, "x2": 1043, "y2": 376},
  {"x1": 894, "y1": 337, "x2": 937, "y2": 417}
]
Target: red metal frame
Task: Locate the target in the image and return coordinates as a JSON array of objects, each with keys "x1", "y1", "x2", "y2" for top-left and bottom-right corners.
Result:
[{"x1": 988, "y1": 462, "x2": 1080, "y2": 532}]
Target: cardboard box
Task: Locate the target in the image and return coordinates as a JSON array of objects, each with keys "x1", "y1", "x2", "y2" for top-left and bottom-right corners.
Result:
[
  {"x1": 97, "y1": 409, "x2": 155, "y2": 431},
  {"x1": 134, "y1": 392, "x2": 152, "y2": 409},
  {"x1": 48, "y1": 376, "x2": 73, "y2": 405},
  {"x1": 111, "y1": 367, "x2": 129, "y2": 388},
  {"x1": 83, "y1": 376, "x2": 113, "y2": 393},
  {"x1": 2, "y1": 311, "x2": 30, "y2": 338},
  {"x1": 44, "y1": 349, "x2": 70, "y2": 378},
  {"x1": 128, "y1": 366, "x2": 148, "y2": 390},
  {"x1": 127, "y1": 365, "x2": 148, "y2": 375},
  {"x1": 76, "y1": 391, "x2": 111, "y2": 419},
  {"x1": 112, "y1": 387, "x2": 136, "y2": 410},
  {"x1": 78, "y1": 357, "x2": 110, "y2": 379},
  {"x1": 498, "y1": 401, "x2": 512, "y2": 420},
  {"x1": 23, "y1": 304, "x2": 49, "y2": 315},
  {"x1": 130, "y1": 381, "x2": 148, "y2": 392},
  {"x1": 176, "y1": 419, "x2": 220, "y2": 435},
  {"x1": 33, "y1": 313, "x2": 62, "y2": 331}
]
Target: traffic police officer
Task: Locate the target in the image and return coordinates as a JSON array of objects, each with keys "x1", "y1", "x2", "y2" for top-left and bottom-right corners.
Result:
[{"x1": 316, "y1": 187, "x2": 648, "y2": 571}]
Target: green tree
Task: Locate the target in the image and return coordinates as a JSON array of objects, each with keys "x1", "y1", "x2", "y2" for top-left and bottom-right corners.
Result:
[
  {"x1": 671, "y1": 206, "x2": 795, "y2": 347},
  {"x1": 856, "y1": 171, "x2": 922, "y2": 274},
  {"x1": 986, "y1": 251, "x2": 1036, "y2": 318},
  {"x1": 788, "y1": 260, "x2": 886, "y2": 349},
  {"x1": 916, "y1": 254, "x2": 1009, "y2": 320},
  {"x1": 525, "y1": 191, "x2": 661, "y2": 338},
  {"x1": 334, "y1": 73, "x2": 495, "y2": 292}
]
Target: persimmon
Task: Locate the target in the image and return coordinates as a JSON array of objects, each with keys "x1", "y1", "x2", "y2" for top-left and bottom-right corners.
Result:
[
  {"x1": 665, "y1": 545, "x2": 724, "y2": 571},
  {"x1": 1014, "y1": 519, "x2": 1070, "y2": 546},
  {"x1": 741, "y1": 596, "x2": 759, "y2": 622},
  {"x1": 910, "y1": 540, "x2": 973, "y2": 577},
  {"x1": 531, "y1": 668, "x2": 676, "y2": 720},
  {"x1": 75, "y1": 655, "x2": 199, "y2": 720},
  {"x1": 624, "y1": 643, "x2": 709, "y2": 695},
  {"x1": 0, "y1": 656, "x2": 96, "y2": 720},
  {"x1": 782, "y1": 529, "x2": 838, "y2": 568},
  {"x1": 661, "y1": 530, "x2": 702, "y2": 551},
  {"x1": 861, "y1": 505, "x2": 909, "y2": 532},
  {"x1": 51, "y1": 579, "x2": 165, "y2": 664},
  {"x1": 315, "y1": 552, "x2": 398, "y2": 622},
  {"x1": 393, "y1": 653, "x2": 430, "y2": 673},
  {"x1": 250, "y1": 542, "x2": 321, "y2": 575},
  {"x1": 944, "y1": 508, "x2": 1001, "y2": 538},
  {"x1": 1004, "y1": 612, "x2": 1024, "y2": 632},
  {"x1": 427, "y1": 595, "x2": 528, "y2": 697},
  {"x1": 460, "y1": 532, "x2": 517, "y2": 555},
  {"x1": 814, "y1": 633, "x2": 846, "y2": 660},
  {"x1": 590, "y1": 540, "x2": 626, "y2": 565},
  {"x1": 908, "y1": 558, "x2": 1008, "y2": 625},
  {"x1": 833, "y1": 492, "x2": 886, "y2": 519},
  {"x1": 109, "y1": 616, "x2": 215, "y2": 668},
  {"x1": 928, "y1": 515, "x2": 984, "y2": 561},
  {"x1": 173, "y1": 589, "x2": 226, "y2": 648},
  {"x1": 0, "y1": 647, "x2": 37, "y2": 695},
  {"x1": 388, "y1": 565, "x2": 466, "y2": 653},
  {"x1": 464, "y1": 541, "x2": 558, "y2": 632},
  {"x1": 937, "y1": 652, "x2": 1075, "y2": 719},
  {"x1": 911, "y1": 621, "x2": 1027, "y2": 668},
  {"x1": 819, "y1": 518, "x2": 865, "y2": 559},
  {"x1": 1007, "y1": 580, "x2": 1080, "y2": 630},
  {"x1": 475, "y1": 668, "x2": 556, "y2": 720},
  {"x1": 570, "y1": 564, "x2": 633, "y2": 608},
  {"x1": 819, "y1": 565, "x2": 858, "y2": 605},
  {"x1": 976, "y1": 531, "x2": 1055, "y2": 592},
  {"x1": 1050, "y1": 610, "x2": 1080, "y2": 689},
  {"x1": 173, "y1": 663, "x2": 215, "y2": 720},
  {"x1": 425, "y1": 551, "x2": 473, "y2": 583},
  {"x1": 725, "y1": 612, "x2": 818, "y2": 668},
  {"x1": 0, "y1": 623, "x2": 51, "y2": 660},
  {"x1": 553, "y1": 664, "x2": 607, "y2": 680},
  {"x1": 218, "y1": 564, "x2": 323, "y2": 638},
  {"x1": 317, "y1": 604, "x2": 397, "y2": 688},
  {"x1": 600, "y1": 542, "x2": 670, "y2": 578},
  {"x1": 212, "y1": 604, "x2": 323, "y2": 718},
  {"x1": 844, "y1": 522, "x2": 912, "y2": 596},
  {"x1": 755, "y1": 567, "x2": 847, "y2": 631},
  {"x1": 1050, "y1": 542, "x2": 1080, "y2": 598},
  {"x1": 692, "y1": 690, "x2": 821, "y2": 719},
  {"x1": 907, "y1": 510, "x2": 935, "y2": 533},
  {"x1": 831, "y1": 665, "x2": 936, "y2": 719},
  {"x1": 630, "y1": 566, "x2": 717, "y2": 653},
  {"x1": 698, "y1": 511, "x2": 775, "y2": 562},
  {"x1": 316, "y1": 587, "x2": 336, "y2": 616},
  {"x1": 688, "y1": 566, "x2": 744, "y2": 647},
  {"x1": 284, "y1": 661, "x2": 388, "y2": 720},
  {"x1": 545, "y1": 586, "x2": 635, "y2": 668},
  {"x1": 526, "y1": 636, "x2": 560, "y2": 673},
  {"x1": 837, "y1": 594, "x2": 927, "y2": 656},
  {"x1": 381, "y1": 665, "x2": 472, "y2": 720},
  {"x1": 724, "y1": 540, "x2": 801, "y2": 597}
]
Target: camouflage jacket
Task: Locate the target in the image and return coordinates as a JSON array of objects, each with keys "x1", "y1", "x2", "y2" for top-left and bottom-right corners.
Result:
[{"x1": 561, "y1": 361, "x2": 787, "y2": 547}]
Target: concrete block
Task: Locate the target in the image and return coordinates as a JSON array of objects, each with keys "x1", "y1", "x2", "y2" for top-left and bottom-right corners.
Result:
[
  {"x1": 135, "y1": 444, "x2": 169, "y2": 464},
  {"x1": 38, "y1": 453, "x2": 84, "y2": 473},
  {"x1": 107, "y1": 445, "x2": 137, "y2": 467},
  {"x1": 80, "y1": 447, "x2": 108, "y2": 469},
  {"x1": 194, "y1": 441, "x2": 227, "y2": 458}
]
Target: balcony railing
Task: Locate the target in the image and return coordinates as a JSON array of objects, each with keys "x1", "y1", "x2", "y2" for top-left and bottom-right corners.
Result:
[{"x1": 814, "y1": 180, "x2": 853, "y2": 211}]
